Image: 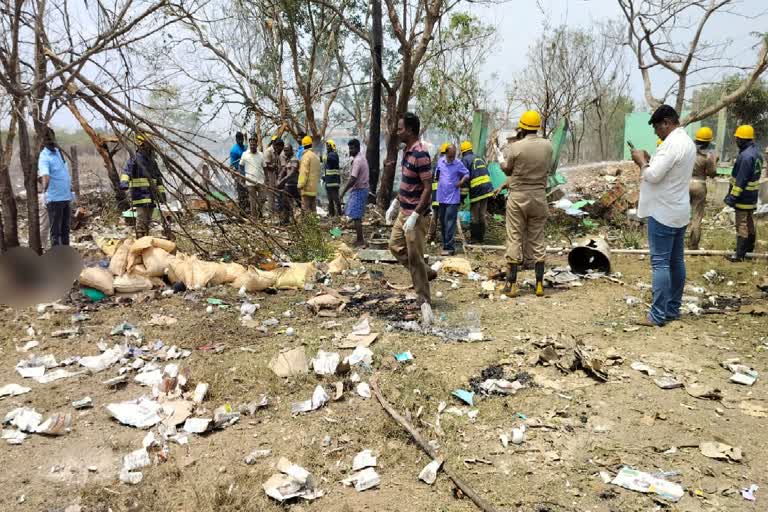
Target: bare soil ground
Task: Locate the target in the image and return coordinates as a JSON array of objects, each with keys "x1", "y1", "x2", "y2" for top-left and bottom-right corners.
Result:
[{"x1": 1, "y1": 214, "x2": 766, "y2": 512}]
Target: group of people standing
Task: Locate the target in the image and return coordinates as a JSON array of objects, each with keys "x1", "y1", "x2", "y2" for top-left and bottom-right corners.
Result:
[
  {"x1": 386, "y1": 110, "x2": 554, "y2": 307},
  {"x1": 428, "y1": 140, "x2": 494, "y2": 255},
  {"x1": 228, "y1": 132, "x2": 370, "y2": 246}
]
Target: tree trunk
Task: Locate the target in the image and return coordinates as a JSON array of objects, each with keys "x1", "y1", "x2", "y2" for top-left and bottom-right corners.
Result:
[
  {"x1": 366, "y1": 0, "x2": 383, "y2": 198},
  {"x1": 377, "y1": 93, "x2": 400, "y2": 209},
  {"x1": 0, "y1": 162, "x2": 18, "y2": 248},
  {"x1": 17, "y1": 116, "x2": 42, "y2": 254},
  {"x1": 0, "y1": 210, "x2": 5, "y2": 253},
  {"x1": 70, "y1": 145, "x2": 80, "y2": 200},
  {"x1": 65, "y1": 101, "x2": 126, "y2": 206}
]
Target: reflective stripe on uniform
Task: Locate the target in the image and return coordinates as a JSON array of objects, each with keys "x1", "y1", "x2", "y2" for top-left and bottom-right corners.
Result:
[
  {"x1": 130, "y1": 178, "x2": 150, "y2": 187},
  {"x1": 132, "y1": 198, "x2": 152, "y2": 205},
  {"x1": 735, "y1": 203, "x2": 756, "y2": 210},
  {"x1": 470, "y1": 192, "x2": 493, "y2": 203},
  {"x1": 470, "y1": 175, "x2": 491, "y2": 188}
]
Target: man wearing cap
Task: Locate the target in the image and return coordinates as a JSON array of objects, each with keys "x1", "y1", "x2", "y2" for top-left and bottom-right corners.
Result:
[
  {"x1": 461, "y1": 140, "x2": 494, "y2": 244},
  {"x1": 322, "y1": 140, "x2": 342, "y2": 216},
  {"x1": 630, "y1": 104, "x2": 696, "y2": 326},
  {"x1": 298, "y1": 135, "x2": 321, "y2": 213},
  {"x1": 340, "y1": 138, "x2": 369, "y2": 247},
  {"x1": 263, "y1": 137, "x2": 284, "y2": 215},
  {"x1": 688, "y1": 127, "x2": 718, "y2": 250},
  {"x1": 121, "y1": 133, "x2": 167, "y2": 238},
  {"x1": 37, "y1": 127, "x2": 73, "y2": 247},
  {"x1": 500, "y1": 110, "x2": 552, "y2": 298},
  {"x1": 725, "y1": 124, "x2": 763, "y2": 261}
]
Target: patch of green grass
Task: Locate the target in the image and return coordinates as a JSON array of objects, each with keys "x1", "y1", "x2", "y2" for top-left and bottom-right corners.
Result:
[{"x1": 287, "y1": 214, "x2": 333, "y2": 262}]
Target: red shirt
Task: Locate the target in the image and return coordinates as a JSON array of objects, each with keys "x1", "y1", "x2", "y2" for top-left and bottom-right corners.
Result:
[{"x1": 398, "y1": 141, "x2": 432, "y2": 215}]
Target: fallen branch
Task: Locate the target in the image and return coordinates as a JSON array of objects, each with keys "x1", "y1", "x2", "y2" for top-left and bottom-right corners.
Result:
[{"x1": 370, "y1": 376, "x2": 500, "y2": 512}]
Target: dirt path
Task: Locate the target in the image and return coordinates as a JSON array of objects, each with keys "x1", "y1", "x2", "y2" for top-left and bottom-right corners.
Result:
[{"x1": 1, "y1": 249, "x2": 766, "y2": 512}]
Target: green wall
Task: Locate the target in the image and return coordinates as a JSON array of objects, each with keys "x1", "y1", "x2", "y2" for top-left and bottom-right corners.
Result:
[{"x1": 622, "y1": 112, "x2": 701, "y2": 160}]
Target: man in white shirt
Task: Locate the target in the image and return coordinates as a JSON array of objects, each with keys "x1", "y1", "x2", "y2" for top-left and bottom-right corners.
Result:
[
  {"x1": 240, "y1": 135, "x2": 265, "y2": 219},
  {"x1": 631, "y1": 104, "x2": 696, "y2": 327}
]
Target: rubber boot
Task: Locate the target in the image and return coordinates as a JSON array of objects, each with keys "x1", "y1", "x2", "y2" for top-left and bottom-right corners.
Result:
[
  {"x1": 728, "y1": 237, "x2": 747, "y2": 262},
  {"x1": 477, "y1": 222, "x2": 485, "y2": 244},
  {"x1": 745, "y1": 234, "x2": 756, "y2": 254},
  {"x1": 535, "y1": 262, "x2": 545, "y2": 297},
  {"x1": 502, "y1": 263, "x2": 518, "y2": 297},
  {"x1": 469, "y1": 223, "x2": 480, "y2": 245}
]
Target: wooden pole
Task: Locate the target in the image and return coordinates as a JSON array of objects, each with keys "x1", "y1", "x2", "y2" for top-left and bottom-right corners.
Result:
[
  {"x1": 70, "y1": 145, "x2": 80, "y2": 200},
  {"x1": 371, "y1": 377, "x2": 500, "y2": 512}
]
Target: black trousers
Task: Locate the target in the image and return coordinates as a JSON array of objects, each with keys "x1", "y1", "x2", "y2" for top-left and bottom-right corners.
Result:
[
  {"x1": 47, "y1": 200, "x2": 71, "y2": 246},
  {"x1": 326, "y1": 187, "x2": 341, "y2": 216}
]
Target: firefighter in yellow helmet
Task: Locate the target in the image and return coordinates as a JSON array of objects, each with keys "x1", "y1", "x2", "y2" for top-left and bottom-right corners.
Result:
[
  {"x1": 428, "y1": 142, "x2": 449, "y2": 242},
  {"x1": 725, "y1": 124, "x2": 763, "y2": 261},
  {"x1": 460, "y1": 140, "x2": 494, "y2": 243},
  {"x1": 688, "y1": 127, "x2": 717, "y2": 249},
  {"x1": 499, "y1": 110, "x2": 552, "y2": 297},
  {"x1": 120, "y1": 133, "x2": 166, "y2": 238},
  {"x1": 297, "y1": 135, "x2": 321, "y2": 213}
]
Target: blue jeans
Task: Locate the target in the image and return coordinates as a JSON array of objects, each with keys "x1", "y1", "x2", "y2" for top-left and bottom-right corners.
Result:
[
  {"x1": 439, "y1": 203, "x2": 459, "y2": 253},
  {"x1": 647, "y1": 217, "x2": 687, "y2": 325}
]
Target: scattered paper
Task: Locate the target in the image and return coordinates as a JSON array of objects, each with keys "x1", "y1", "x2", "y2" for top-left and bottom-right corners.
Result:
[
  {"x1": 0, "y1": 384, "x2": 31, "y2": 398},
  {"x1": 610, "y1": 466, "x2": 684, "y2": 502}
]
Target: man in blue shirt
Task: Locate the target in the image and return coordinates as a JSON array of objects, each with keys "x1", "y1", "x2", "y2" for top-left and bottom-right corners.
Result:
[
  {"x1": 436, "y1": 144, "x2": 469, "y2": 256},
  {"x1": 230, "y1": 132, "x2": 248, "y2": 211},
  {"x1": 37, "y1": 128, "x2": 73, "y2": 246}
]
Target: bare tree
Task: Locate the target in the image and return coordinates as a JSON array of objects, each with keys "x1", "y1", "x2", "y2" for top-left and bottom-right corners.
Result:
[{"x1": 618, "y1": 0, "x2": 768, "y2": 124}]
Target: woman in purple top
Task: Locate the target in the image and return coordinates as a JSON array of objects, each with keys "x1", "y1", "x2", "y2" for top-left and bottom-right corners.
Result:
[{"x1": 436, "y1": 144, "x2": 469, "y2": 255}]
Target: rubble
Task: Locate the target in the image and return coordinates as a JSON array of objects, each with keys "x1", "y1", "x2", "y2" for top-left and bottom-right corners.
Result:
[
  {"x1": 342, "y1": 467, "x2": 380, "y2": 492},
  {"x1": 290, "y1": 385, "x2": 329, "y2": 414},
  {"x1": 268, "y1": 347, "x2": 308, "y2": 377},
  {"x1": 263, "y1": 457, "x2": 323, "y2": 502},
  {"x1": 419, "y1": 459, "x2": 442, "y2": 485}
]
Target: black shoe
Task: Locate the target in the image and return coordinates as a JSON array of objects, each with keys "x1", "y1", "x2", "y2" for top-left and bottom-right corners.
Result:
[
  {"x1": 728, "y1": 237, "x2": 747, "y2": 262},
  {"x1": 745, "y1": 234, "x2": 756, "y2": 254}
]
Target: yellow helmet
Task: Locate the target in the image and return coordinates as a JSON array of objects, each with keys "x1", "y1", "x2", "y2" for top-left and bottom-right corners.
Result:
[
  {"x1": 136, "y1": 133, "x2": 149, "y2": 146},
  {"x1": 301, "y1": 135, "x2": 313, "y2": 147},
  {"x1": 439, "y1": 142, "x2": 449, "y2": 154},
  {"x1": 694, "y1": 127, "x2": 713, "y2": 142},
  {"x1": 460, "y1": 140, "x2": 472, "y2": 153},
  {"x1": 734, "y1": 125, "x2": 754, "y2": 140},
  {"x1": 518, "y1": 110, "x2": 542, "y2": 131},
  {"x1": 326, "y1": 139, "x2": 336, "y2": 151},
  {"x1": 656, "y1": 138, "x2": 663, "y2": 146}
]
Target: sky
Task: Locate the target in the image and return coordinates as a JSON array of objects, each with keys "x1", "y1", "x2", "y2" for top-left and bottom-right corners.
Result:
[
  {"x1": 50, "y1": 0, "x2": 768, "y2": 132},
  {"x1": 469, "y1": 0, "x2": 768, "y2": 115}
]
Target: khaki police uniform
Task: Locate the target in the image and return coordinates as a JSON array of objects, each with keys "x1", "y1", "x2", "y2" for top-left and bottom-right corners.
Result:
[
  {"x1": 501, "y1": 134, "x2": 552, "y2": 264},
  {"x1": 688, "y1": 149, "x2": 716, "y2": 249}
]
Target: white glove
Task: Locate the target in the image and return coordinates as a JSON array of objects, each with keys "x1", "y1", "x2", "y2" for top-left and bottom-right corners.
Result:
[
  {"x1": 404, "y1": 212, "x2": 419, "y2": 233},
  {"x1": 40, "y1": 192, "x2": 48, "y2": 205}
]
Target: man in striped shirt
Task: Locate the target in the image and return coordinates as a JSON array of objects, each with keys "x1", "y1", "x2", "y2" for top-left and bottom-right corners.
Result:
[{"x1": 388, "y1": 112, "x2": 437, "y2": 305}]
